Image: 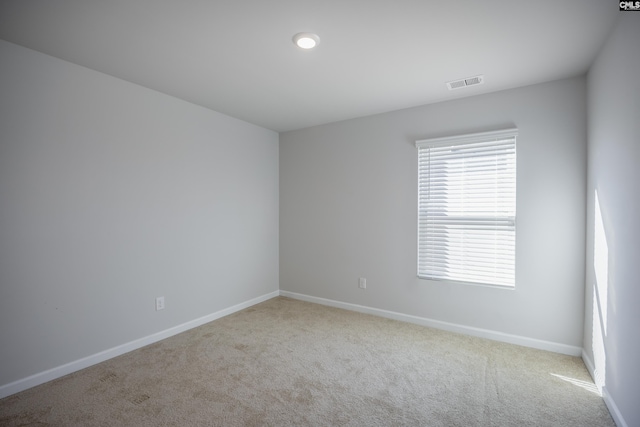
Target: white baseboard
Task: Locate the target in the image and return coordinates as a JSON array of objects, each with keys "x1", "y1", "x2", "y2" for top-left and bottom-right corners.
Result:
[
  {"x1": 581, "y1": 349, "x2": 597, "y2": 380},
  {"x1": 280, "y1": 291, "x2": 582, "y2": 356},
  {"x1": 582, "y1": 350, "x2": 627, "y2": 427},
  {"x1": 0, "y1": 290, "x2": 280, "y2": 400},
  {"x1": 602, "y1": 386, "x2": 627, "y2": 427}
]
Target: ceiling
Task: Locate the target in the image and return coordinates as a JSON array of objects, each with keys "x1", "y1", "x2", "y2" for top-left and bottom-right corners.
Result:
[{"x1": 0, "y1": 0, "x2": 618, "y2": 132}]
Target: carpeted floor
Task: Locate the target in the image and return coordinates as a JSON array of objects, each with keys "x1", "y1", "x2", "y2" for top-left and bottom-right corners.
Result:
[{"x1": 0, "y1": 297, "x2": 615, "y2": 426}]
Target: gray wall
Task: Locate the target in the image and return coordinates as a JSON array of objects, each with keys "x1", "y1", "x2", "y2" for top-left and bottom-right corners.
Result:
[
  {"x1": 281, "y1": 77, "x2": 587, "y2": 349},
  {"x1": 0, "y1": 40, "x2": 279, "y2": 387},
  {"x1": 584, "y1": 13, "x2": 640, "y2": 427}
]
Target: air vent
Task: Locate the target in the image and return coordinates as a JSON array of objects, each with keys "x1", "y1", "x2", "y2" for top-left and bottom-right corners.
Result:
[{"x1": 446, "y1": 75, "x2": 484, "y2": 90}]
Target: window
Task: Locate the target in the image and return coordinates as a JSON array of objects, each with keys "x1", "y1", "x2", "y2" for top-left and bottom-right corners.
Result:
[{"x1": 416, "y1": 129, "x2": 517, "y2": 287}]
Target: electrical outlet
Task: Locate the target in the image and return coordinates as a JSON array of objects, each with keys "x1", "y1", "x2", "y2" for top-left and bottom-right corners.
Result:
[
  {"x1": 156, "y1": 296, "x2": 165, "y2": 311},
  {"x1": 358, "y1": 277, "x2": 367, "y2": 289}
]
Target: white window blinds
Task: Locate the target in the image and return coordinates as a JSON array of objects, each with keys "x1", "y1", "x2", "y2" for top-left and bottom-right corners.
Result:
[{"x1": 416, "y1": 129, "x2": 517, "y2": 287}]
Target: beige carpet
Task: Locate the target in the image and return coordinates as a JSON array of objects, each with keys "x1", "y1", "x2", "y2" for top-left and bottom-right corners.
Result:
[{"x1": 0, "y1": 297, "x2": 614, "y2": 426}]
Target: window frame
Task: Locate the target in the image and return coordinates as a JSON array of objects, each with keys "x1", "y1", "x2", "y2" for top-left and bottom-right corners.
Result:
[{"x1": 415, "y1": 128, "x2": 518, "y2": 288}]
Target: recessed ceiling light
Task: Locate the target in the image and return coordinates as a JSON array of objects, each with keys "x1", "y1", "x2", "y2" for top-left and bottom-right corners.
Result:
[{"x1": 293, "y1": 33, "x2": 320, "y2": 49}]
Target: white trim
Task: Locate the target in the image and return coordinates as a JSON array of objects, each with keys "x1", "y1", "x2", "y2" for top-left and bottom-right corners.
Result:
[
  {"x1": 582, "y1": 350, "x2": 628, "y2": 427},
  {"x1": 0, "y1": 290, "x2": 280, "y2": 399},
  {"x1": 415, "y1": 128, "x2": 518, "y2": 148},
  {"x1": 602, "y1": 386, "x2": 627, "y2": 427},
  {"x1": 581, "y1": 349, "x2": 597, "y2": 384},
  {"x1": 279, "y1": 291, "x2": 582, "y2": 356}
]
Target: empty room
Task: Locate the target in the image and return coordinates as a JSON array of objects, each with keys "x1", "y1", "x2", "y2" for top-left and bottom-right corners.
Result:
[{"x1": 0, "y1": 1, "x2": 638, "y2": 426}]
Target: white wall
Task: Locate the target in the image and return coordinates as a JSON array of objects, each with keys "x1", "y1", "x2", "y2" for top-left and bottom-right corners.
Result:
[
  {"x1": 0, "y1": 40, "x2": 279, "y2": 389},
  {"x1": 281, "y1": 77, "x2": 587, "y2": 351},
  {"x1": 584, "y1": 13, "x2": 640, "y2": 427}
]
